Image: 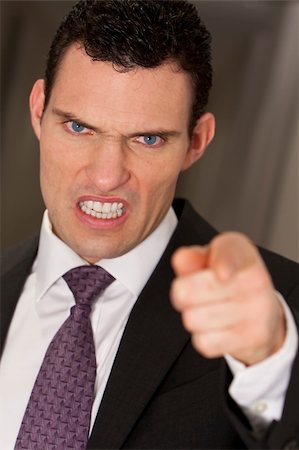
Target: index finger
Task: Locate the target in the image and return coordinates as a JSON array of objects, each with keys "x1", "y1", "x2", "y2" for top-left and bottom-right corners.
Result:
[{"x1": 171, "y1": 245, "x2": 209, "y2": 276}]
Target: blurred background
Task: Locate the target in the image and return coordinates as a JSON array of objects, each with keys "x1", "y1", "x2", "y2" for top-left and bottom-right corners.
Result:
[{"x1": 1, "y1": 0, "x2": 298, "y2": 261}]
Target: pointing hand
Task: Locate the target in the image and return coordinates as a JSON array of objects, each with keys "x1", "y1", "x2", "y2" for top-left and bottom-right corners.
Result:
[{"x1": 171, "y1": 233, "x2": 286, "y2": 366}]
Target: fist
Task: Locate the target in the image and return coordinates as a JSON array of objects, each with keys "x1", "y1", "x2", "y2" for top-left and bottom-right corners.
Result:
[{"x1": 170, "y1": 232, "x2": 286, "y2": 366}]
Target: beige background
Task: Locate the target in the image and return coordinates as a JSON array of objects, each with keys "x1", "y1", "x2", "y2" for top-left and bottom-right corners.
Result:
[{"x1": 1, "y1": 1, "x2": 298, "y2": 261}]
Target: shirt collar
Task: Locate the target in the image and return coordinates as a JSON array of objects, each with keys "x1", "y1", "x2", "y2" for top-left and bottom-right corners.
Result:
[
  {"x1": 35, "y1": 208, "x2": 178, "y2": 301},
  {"x1": 99, "y1": 207, "x2": 178, "y2": 296}
]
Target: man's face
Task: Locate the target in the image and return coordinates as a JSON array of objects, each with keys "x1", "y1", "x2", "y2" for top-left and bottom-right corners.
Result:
[{"x1": 30, "y1": 45, "x2": 214, "y2": 263}]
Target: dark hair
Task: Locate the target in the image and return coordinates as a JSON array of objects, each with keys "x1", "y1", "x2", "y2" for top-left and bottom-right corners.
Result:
[{"x1": 45, "y1": 0, "x2": 213, "y2": 132}]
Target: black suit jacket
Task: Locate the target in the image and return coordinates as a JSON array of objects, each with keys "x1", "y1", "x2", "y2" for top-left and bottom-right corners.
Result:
[{"x1": 1, "y1": 199, "x2": 299, "y2": 449}]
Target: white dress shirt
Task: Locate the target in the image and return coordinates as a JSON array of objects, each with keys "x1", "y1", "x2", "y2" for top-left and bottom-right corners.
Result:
[{"x1": 0, "y1": 208, "x2": 297, "y2": 449}]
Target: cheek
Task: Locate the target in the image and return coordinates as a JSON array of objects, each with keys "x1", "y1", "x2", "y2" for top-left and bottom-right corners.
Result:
[
  {"x1": 39, "y1": 134, "x2": 80, "y2": 183},
  {"x1": 39, "y1": 141, "x2": 72, "y2": 205},
  {"x1": 40, "y1": 149, "x2": 63, "y2": 188},
  {"x1": 143, "y1": 154, "x2": 185, "y2": 189},
  {"x1": 137, "y1": 159, "x2": 183, "y2": 210}
]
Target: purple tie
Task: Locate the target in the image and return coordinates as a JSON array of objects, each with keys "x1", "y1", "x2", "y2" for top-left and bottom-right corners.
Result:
[{"x1": 15, "y1": 266, "x2": 115, "y2": 450}]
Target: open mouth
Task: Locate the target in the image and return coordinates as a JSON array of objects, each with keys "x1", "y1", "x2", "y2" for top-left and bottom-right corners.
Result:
[{"x1": 79, "y1": 200, "x2": 124, "y2": 219}]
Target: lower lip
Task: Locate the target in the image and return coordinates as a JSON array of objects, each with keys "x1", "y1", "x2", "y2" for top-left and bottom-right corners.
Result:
[{"x1": 75, "y1": 204, "x2": 128, "y2": 229}]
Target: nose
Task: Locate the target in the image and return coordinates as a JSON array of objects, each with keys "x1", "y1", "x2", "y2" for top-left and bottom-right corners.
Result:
[{"x1": 85, "y1": 139, "x2": 130, "y2": 193}]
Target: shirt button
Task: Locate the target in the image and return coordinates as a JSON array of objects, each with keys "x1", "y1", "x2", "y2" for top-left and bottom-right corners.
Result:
[{"x1": 251, "y1": 400, "x2": 268, "y2": 414}]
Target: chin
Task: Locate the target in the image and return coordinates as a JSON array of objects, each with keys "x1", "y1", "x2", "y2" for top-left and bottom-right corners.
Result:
[{"x1": 73, "y1": 243, "x2": 115, "y2": 263}]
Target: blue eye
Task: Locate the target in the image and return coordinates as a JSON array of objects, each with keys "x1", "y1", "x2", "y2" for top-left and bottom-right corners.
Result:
[
  {"x1": 134, "y1": 135, "x2": 164, "y2": 148},
  {"x1": 71, "y1": 121, "x2": 86, "y2": 133},
  {"x1": 143, "y1": 135, "x2": 158, "y2": 145}
]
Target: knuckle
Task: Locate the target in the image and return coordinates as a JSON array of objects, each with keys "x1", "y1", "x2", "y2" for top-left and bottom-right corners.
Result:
[
  {"x1": 191, "y1": 333, "x2": 220, "y2": 358},
  {"x1": 182, "y1": 309, "x2": 199, "y2": 331},
  {"x1": 171, "y1": 279, "x2": 187, "y2": 308},
  {"x1": 181, "y1": 311, "x2": 192, "y2": 331}
]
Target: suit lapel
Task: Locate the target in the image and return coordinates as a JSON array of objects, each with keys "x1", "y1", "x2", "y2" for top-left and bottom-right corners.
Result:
[
  {"x1": 88, "y1": 200, "x2": 218, "y2": 449},
  {"x1": 88, "y1": 230, "x2": 187, "y2": 449}
]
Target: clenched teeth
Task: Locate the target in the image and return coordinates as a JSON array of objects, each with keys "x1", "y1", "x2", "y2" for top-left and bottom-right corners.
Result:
[{"x1": 79, "y1": 200, "x2": 124, "y2": 219}]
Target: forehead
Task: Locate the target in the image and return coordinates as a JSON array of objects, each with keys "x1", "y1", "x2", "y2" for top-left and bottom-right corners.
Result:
[{"x1": 49, "y1": 44, "x2": 193, "y2": 130}]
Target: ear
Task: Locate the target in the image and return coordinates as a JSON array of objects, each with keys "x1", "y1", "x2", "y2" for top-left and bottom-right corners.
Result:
[
  {"x1": 182, "y1": 112, "x2": 215, "y2": 171},
  {"x1": 29, "y1": 79, "x2": 45, "y2": 140}
]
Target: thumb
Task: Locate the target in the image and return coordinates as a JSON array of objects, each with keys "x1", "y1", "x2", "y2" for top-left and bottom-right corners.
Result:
[
  {"x1": 209, "y1": 232, "x2": 259, "y2": 282},
  {"x1": 171, "y1": 245, "x2": 209, "y2": 276}
]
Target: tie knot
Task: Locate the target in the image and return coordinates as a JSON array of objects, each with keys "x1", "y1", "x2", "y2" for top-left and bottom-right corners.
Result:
[{"x1": 63, "y1": 265, "x2": 115, "y2": 308}]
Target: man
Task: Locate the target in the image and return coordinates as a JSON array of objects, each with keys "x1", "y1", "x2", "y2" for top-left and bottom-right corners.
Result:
[{"x1": 1, "y1": 1, "x2": 298, "y2": 449}]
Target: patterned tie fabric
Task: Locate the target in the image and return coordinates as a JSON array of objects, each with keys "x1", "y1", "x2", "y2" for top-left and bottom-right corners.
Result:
[{"x1": 15, "y1": 266, "x2": 115, "y2": 450}]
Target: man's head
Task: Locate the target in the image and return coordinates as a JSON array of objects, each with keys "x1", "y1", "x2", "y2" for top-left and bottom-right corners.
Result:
[
  {"x1": 44, "y1": 0, "x2": 213, "y2": 133},
  {"x1": 29, "y1": 0, "x2": 215, "y2": 263}
]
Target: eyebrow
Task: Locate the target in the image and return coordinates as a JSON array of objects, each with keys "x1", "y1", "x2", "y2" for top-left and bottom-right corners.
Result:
[
  {"x1": 52, "y1": 108, "x2": 101, "y2": 132},
  {"x1": 52, "y1": 108, "x2": 182, "y2": 139}
]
